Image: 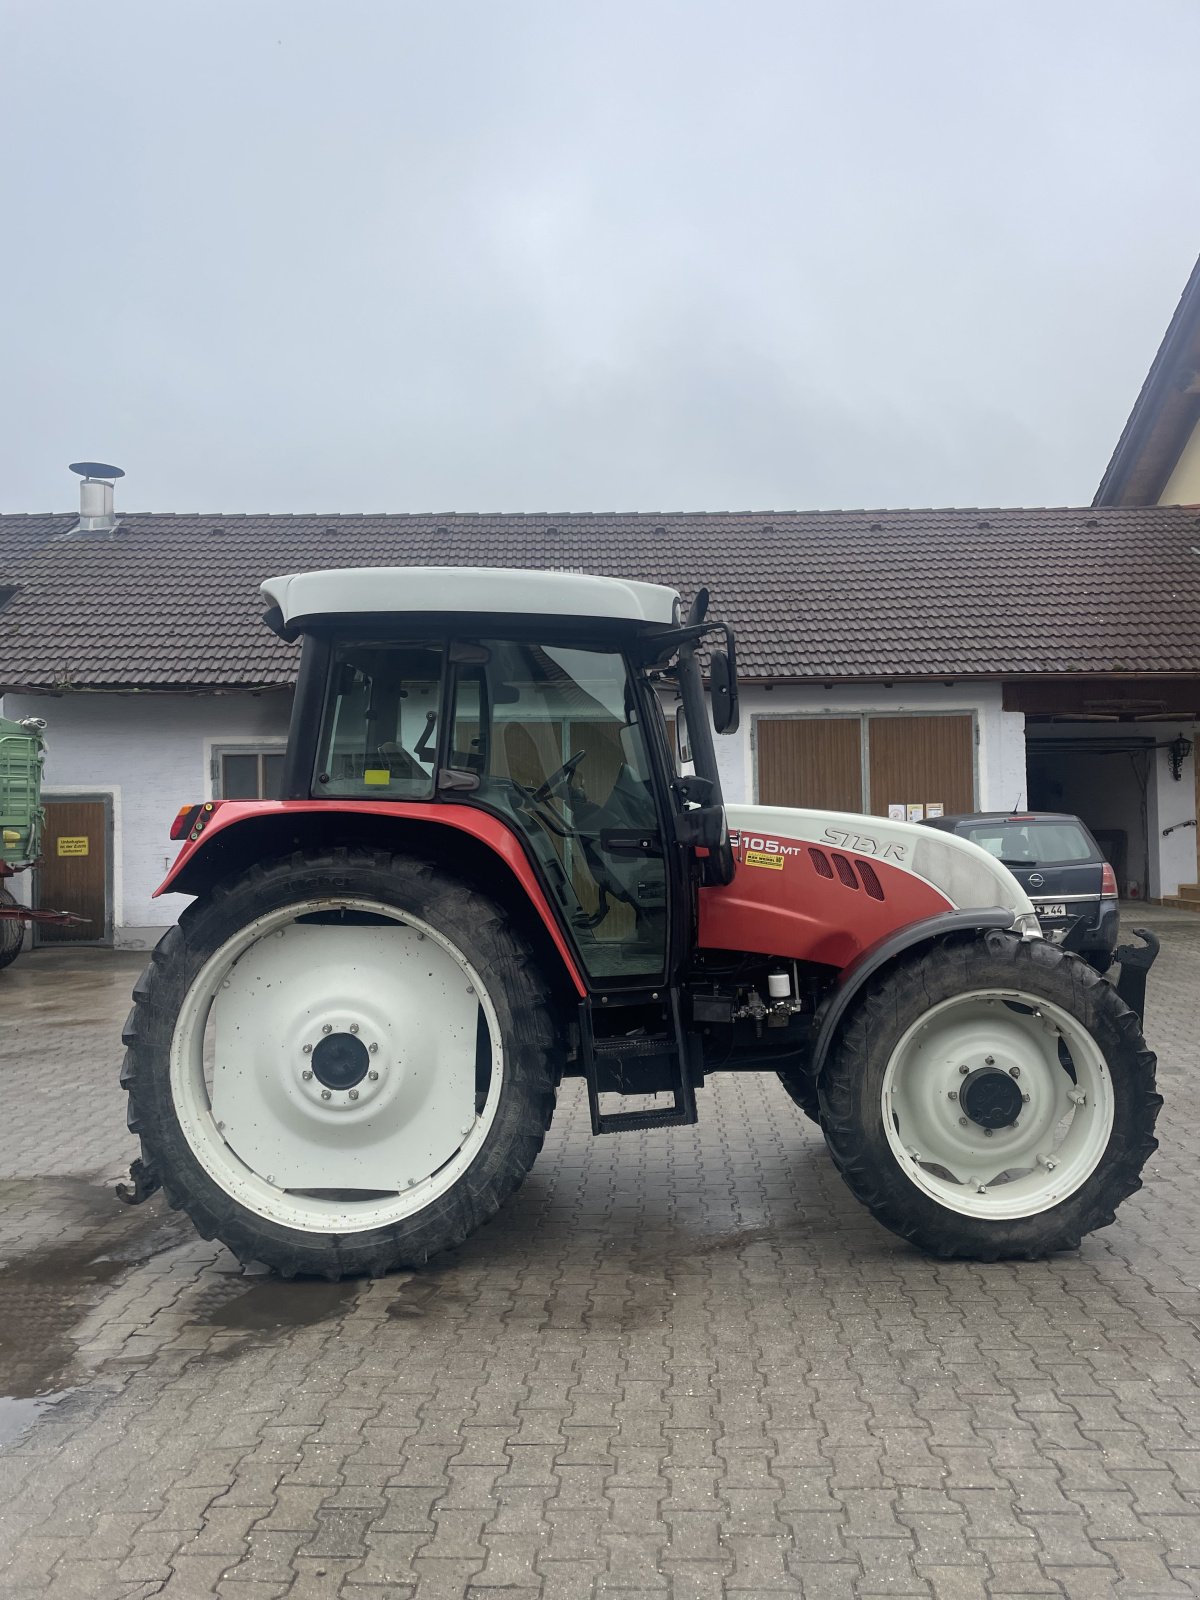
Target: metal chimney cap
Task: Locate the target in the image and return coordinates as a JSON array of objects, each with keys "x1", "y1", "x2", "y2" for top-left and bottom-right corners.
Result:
[{"x1": 69, "y1": 461, "x2": 125, "y2": 480}]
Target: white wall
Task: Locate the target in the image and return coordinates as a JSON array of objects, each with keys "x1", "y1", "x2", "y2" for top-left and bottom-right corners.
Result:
[
  {"x1": 1151, "y1": 726, "x2": 1199, "y2": 898},
  {"x1": 3, "y1": 690, "x2": 292, "y2": 945},
  {"x1": 713, "y1": 680, "x2": 1026, "y2": 812}
]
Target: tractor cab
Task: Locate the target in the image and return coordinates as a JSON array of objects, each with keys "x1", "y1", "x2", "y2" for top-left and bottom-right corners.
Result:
[{"x1": 263, "y1": 566, "x2": 739, "y2": 991}]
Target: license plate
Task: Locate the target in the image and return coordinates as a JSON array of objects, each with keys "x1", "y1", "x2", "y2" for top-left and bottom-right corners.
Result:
[{"x1": 1033, "y1": 902, "x2": 1067, "y2": 918}]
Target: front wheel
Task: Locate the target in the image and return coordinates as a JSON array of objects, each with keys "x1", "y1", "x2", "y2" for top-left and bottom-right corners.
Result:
[
  {"x1": 121, "y1": 848, "x2": 563, "y2": 1277},
  {"x1": 818, "y1": 932, "x2": 1161, "y2": 1260}
]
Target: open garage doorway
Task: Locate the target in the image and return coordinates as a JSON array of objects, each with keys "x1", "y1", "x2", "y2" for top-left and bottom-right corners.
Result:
[{"x1": 1026, "y1": 734, "x2": 1152, "y2": 898}]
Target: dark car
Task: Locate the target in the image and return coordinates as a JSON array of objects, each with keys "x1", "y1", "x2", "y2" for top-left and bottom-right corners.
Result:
[{"x1": 921, "y1": 811, "x2": 1120, "y2": 969}]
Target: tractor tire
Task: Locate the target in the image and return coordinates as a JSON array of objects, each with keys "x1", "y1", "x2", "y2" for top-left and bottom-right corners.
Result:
[
  {"x1": 817, "y1": 930, "x2": 1161, "y2": 1261},
  {"x1": 0, "y1": 888, "x2": 25, "y2": 971},
  {"x1": 777, "y1": 1066, "x2": 821, "y2": 1124},
  {"x1": 121, "y1": 847, "x2": 563, "y2": 1278}
]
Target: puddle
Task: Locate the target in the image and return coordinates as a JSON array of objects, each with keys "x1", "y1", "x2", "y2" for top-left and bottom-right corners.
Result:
[
  {"x1": 0, "y1": 1181, "x2": 189, "y2": 1407},
  {"x1": 385, "y1": 1277, "x2": 474, "y2": 1320},
  {"x1": 0, "y1": 1391, "x2": 75, "y2": 1448},
  {"x1": 197, "y1": 1277, "x2": 359, "y2": 1332}
]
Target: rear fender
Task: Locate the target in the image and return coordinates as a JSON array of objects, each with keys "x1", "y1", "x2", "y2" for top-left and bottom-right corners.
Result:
[
  {"x1": 155, "y1": 799, "x2": 587, "y2": 996},
  {"x1": 810, "y1": 908, "x2": 1018, "y2": 1080}
]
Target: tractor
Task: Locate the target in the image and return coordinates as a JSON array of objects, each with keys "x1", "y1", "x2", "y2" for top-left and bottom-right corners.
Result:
[{"x1": 119, "y1": 567, "x2": 1162, "y2": 1274}]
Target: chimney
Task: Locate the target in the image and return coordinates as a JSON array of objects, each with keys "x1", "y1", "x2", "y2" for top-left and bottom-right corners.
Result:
[{"x1": 68, "y1": 461, "x2": 124, "y2": 535}]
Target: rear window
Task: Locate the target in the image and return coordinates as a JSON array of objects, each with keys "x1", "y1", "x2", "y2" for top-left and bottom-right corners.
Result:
[{"x1": 961, "y1": 819, "x2": 1095, "y2": 866}]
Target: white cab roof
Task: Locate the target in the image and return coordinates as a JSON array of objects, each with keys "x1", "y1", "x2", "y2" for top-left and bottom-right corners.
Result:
[{"x1": 261, "y1": 566, "x2": 681, "y2": 628}]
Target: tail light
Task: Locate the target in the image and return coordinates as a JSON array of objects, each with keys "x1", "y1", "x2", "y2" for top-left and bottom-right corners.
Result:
[
  {"x1": 1101, "y1": 862, "x2": 1118, "y2": 898},
  {"x1": 170, "y1": 802, "x2": 217, "y2": 842}
]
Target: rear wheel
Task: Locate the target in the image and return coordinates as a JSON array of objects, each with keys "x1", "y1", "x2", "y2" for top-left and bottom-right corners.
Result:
[
  {"x1": 121, "y1": 848, "x2": 563, "y2": 1277},
  {"x1": 0, "y1": 888, "x2": 25, "y2": 970},
  {"x1": 818, "y1": 931, "x2": 1161, "y2": 1259}
]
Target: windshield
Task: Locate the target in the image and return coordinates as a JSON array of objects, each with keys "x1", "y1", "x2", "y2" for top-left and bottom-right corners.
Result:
[{"x1": 961, "y1": 818, "x2": 1095, "y2": 865}]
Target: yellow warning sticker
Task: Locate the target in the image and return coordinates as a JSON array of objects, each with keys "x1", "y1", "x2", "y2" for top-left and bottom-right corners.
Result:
[
  {"x1": 363, "y1": 769, "x2": 391, "y2": 786},
  {"x1": 744, "y1": 849, "x2": 785, "y2": 870},
  {"x1": 57, "y1": 836, "x2": 89, "y2": 856}
]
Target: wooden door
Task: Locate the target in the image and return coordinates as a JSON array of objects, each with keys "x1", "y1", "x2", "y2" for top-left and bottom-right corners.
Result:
[
  {"x1": 867, "y1": 715, "x2": 974, "y2": 818},
  {"x1": 756, "y1": 718, "x2": 863, "y2": 811},
  {"x1": 36, "y1": 800, "x2": 109, "y2": 943}
]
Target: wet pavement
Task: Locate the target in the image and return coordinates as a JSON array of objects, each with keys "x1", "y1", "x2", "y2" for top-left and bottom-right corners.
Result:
[{"x1": 0, "y1": 917, "x2": 1197, "y2": 1597}]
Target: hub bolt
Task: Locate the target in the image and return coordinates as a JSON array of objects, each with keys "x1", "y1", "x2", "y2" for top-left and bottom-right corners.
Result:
[
  {"x1": 322, "y1": 1024, "x2": 332, "y2": 1035},
  {"x1": 368, "y1": 1042, "x2": 379, "y2": 1054},
  {"x1": 302, "y1": 1043, "x2": 313, "y2": 1054},
  {"x1": 984, "y1": 1128, "x2": 994, "y2": 1137},
  {"x1": 959, "y1": 1116, "x2": 969, "y2": 1127},
  {"x1": 959, "y1": 1064, "x2": 970, "y2": 1075},
  {"x1": 321, "y1": 1089, "x2": 331, "y2": 1101},
  {"x1": 1022, "y1": 1092, "x2": 1030, "y2": 1103},
  {"x1": 348, "y1": 1089, "x2": 359, "y2": 1101},
  {"x1": 368, "y1": 1070, "x2": 379, "y2": 1081},
  {"x1": 948, "y1": 1090, "x2": 958, "y2": 1101},
  {"x1": 985, "y1": 1055, "x2": 996, "y2": 1065},
  {"x1": 302, "y1": 1070, "x2": 313, "y2": 1081},
  {"x1": 350, "y1": 1023, "x2": 359, "y2": 1035},
  {"x1": 1009, "y1": 1066, "x2": 1020, "y2": 1079}
]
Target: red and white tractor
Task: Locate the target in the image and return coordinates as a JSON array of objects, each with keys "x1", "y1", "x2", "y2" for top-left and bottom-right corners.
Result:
[{"x1": 119, "y1": 568, "x2": 1161, "y2": 1274}]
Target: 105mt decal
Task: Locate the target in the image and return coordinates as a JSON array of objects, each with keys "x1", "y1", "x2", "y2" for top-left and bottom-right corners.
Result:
[{"x1": 735, "y1": 830, "x2": 909, "y2": 864}]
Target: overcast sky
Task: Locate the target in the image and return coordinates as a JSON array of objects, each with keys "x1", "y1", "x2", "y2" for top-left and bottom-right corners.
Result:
[{"x1": 2, "y1": 1, "x2": 1198, "y2": 515}]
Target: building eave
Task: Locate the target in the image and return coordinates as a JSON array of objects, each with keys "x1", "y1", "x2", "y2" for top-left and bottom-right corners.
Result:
[{"x1": 1095, "y1": 254, "x2": 1200, "y2": 507}]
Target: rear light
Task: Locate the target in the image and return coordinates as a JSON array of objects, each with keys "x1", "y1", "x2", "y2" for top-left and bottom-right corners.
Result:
[
  {"x1": 1101, "y1": 862, "x2": 1118, "y2": 898},
  {"x1": 170, "y1": 802, "x2": 217, "y2": 842}
]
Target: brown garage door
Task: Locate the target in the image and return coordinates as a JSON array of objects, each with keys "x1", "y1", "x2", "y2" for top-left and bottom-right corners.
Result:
[
  {"x1": 35, "y1": 800, "x2": 109, "y2": 944},
  {"x1": 756, "y1": 718, "x2": 863, "y2": 810},
  {"x1": 867, "y1": 715, "x2": 975, "y2": 817}
]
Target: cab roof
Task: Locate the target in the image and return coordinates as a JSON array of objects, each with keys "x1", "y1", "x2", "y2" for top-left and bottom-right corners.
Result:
[{"x1": 261, "y1": 566, "x2": 681, "y2": 633}]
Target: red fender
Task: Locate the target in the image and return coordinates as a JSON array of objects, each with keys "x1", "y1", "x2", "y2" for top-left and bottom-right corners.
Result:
[{"x1": 156, "y1": 799, "x2": 588, "y2": 996}]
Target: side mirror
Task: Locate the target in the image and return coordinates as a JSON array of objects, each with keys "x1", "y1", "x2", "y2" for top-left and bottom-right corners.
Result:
[
  {"x1": 675, "y1": 708, "x2": 693, "y2": 765},
  {"x1": 710, "y1": 648, "x2": 740, "y2": 735}
]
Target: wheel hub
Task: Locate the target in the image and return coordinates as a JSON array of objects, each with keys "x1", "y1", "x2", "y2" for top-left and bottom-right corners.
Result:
[
  {"x1": 310, "y1": 1030, "x2": 370, "y2": 1092},
  {"x1": 960, "y1": 1066, "x2": 1024, "y2": 1130}
]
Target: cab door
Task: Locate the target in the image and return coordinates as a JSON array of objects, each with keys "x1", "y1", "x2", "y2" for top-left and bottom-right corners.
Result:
[{"x1": 446, "y1": 638, "x2": 671, "y2": 984}]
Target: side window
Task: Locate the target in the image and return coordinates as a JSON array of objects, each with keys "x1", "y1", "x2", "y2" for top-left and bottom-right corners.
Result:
[{"x1": 316, "y1": 642, "x2": 442, "y2": 798}]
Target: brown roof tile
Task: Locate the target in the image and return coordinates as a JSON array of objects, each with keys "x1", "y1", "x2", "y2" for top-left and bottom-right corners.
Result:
[{"x1": 0, "y1": 507, "x2": 1198, "y2": 690}]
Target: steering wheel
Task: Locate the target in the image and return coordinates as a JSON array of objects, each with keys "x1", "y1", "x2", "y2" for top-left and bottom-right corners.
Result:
[{"x1": 533, "y1": 749, "x2": 586, "y2": 803}]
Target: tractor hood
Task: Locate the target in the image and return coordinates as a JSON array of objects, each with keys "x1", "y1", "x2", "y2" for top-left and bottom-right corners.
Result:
[
  {"x1": 696, "y1": 804, "x2": 1040, "y2": 969},
  {"x1": 725, "y1": 805, "x2": 1039, "y2": 925}
]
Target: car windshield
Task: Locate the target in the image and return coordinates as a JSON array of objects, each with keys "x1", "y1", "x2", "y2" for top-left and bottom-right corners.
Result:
[{"x1": 961, "y1": 819, "x2": 1095, "y2": 865}]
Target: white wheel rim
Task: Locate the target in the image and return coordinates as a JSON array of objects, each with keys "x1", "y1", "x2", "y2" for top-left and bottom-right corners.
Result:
[
  {"x1": 880, "y1": 989, "x2": 1113, "y2": 1221},
  {"x1": 169, "y1": 898, "x2": 504, "y2": 1235}
]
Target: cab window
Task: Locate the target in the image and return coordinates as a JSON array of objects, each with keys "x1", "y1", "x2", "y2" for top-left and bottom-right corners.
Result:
[{"x1": 315, "y1": 641, "x2": 442, "y2": 798}]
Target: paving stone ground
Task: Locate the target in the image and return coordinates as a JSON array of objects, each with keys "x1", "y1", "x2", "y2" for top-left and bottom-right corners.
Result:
[{"x1": 0, "y1": 912, "x2": 1198, "y2": 1599}]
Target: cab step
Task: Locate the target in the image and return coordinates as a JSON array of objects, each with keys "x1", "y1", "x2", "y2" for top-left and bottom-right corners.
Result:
[{"x1": 580, "y1": 990, "x2": 699, "y2": 1134}]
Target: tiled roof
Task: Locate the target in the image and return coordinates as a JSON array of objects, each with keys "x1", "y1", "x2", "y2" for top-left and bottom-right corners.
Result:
[{"x1": 0, "y1": 506, "x2": 1198, "y2": 690}]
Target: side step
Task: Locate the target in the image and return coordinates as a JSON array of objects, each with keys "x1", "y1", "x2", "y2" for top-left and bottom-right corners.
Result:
[{"x1": 580, "y1": 990, "x2": 698, "y2": 1134}]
